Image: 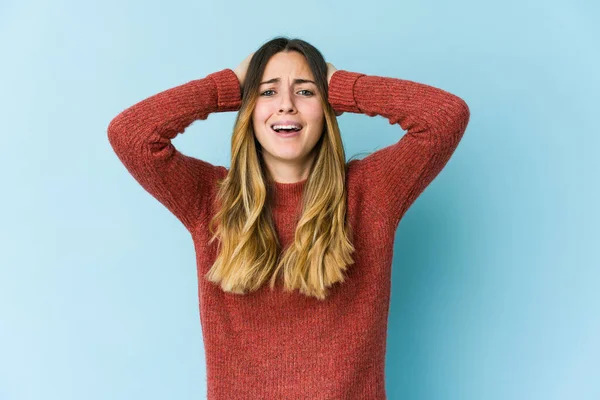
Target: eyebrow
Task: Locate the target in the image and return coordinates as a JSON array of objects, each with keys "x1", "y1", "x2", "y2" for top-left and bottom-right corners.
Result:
[{"x1": 259, "y1": 77, "x2": 316, "y2": 86}]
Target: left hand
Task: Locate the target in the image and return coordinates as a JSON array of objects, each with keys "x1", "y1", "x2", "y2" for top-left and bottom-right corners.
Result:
[
  {"x1": 326, "y1": 62, "x2": 337, "y2": 85},
  {"x1": 326, "y1": 62, "x2": 343, "y2": 117}
]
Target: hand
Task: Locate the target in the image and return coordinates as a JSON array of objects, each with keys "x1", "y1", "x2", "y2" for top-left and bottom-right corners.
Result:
[
  {"x1": 234, "y1": 52, "x2": 254, "y2": 88},
  {"x1": 326, "y1": 62, "x2": 343, "y2": 117},
  {"x1": 326, "y1": 62, "x2": 337, "y2": 85}
]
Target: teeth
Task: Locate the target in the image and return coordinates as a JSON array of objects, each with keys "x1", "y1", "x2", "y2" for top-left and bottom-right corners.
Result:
[{"x1": 272, "y1": 124, "x2": 301, "y2": 131}]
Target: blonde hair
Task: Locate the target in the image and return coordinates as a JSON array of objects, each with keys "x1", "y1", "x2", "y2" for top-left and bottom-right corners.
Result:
[{"x1": 206, "y1": 37, "x2": 356, "y2": 300}]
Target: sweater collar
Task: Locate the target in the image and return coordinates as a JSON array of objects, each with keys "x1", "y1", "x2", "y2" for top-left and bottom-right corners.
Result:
[{"x1": 270, "y1": 178, "x2": 307, "y2": 207}]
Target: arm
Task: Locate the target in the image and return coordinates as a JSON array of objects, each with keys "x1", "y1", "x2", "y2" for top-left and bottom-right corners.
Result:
[
  {"x1": 328, "y1": 70, "x2": 470, "y2": 228},
  {"x1": 107, "y1": 68, "x2": 241, "y2": 232}
]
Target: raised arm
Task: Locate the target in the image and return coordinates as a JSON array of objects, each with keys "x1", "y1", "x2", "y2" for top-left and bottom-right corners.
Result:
[
  {"x1": 328, "y1": 69, "x2": 471, "y2": 229},
  {"x1": 107, "y1": 68, "x2": 241, "y2": 232}
]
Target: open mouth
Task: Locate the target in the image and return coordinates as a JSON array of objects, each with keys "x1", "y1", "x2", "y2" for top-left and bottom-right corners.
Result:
[{"x1": 271, "y1": 125, "x2": 303, "y2": 136}]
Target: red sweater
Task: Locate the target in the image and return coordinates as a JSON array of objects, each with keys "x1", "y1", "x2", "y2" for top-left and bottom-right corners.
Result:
[{"x1": 107, "y1": 67, "x2": 470, "y2": 399}]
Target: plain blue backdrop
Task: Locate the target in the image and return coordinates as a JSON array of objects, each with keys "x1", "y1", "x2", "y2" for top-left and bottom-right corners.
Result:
[{"x1": 1, "y1": 0, "x2": 598, "y2": 399}]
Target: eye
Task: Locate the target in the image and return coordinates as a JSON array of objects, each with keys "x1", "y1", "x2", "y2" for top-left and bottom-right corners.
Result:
[
  {"x1": 259, "y1": 89, "x2": 315, "y2": 97},
  {"x1": 260, "y1": 89, "x2": 275, "y2": 96}
]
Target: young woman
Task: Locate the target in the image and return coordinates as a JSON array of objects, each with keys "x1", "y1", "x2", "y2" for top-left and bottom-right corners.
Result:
[{"x1": 108, "y1": 36, "x2": 470, "y2": 399}]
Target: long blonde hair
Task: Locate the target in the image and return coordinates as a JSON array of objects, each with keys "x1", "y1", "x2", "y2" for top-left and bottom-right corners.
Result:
[{"x1": 206, "y1": 37, "x2": 356, "y2": 300}]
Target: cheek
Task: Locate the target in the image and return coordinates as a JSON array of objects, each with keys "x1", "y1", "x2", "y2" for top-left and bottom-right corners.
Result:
[
  {"x1": 252, "y1": 104, "x2": 273, "y2": 129},
  {"x1": 252, "y1": 108, "x2": 266, "y2": 132},
  {"x1": 298, "y1": 102, "x2": 324, "y2": 123},
  {"x1": 252, "y1": 105, "x2": 265, "y2": 122},
  {"x1": 251, "y1": 109, "x2": 270, "y2": 147}
]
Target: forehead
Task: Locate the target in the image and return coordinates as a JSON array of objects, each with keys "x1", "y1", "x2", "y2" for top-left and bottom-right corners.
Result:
[{"x1": 261, "y1": 51, "x2": 314, "y2": 82}]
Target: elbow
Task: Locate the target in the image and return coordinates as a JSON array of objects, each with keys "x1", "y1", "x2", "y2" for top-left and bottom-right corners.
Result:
[
  {"x1": 452, "y1": 99, "x2": 470, "y2": 146},
  {"x1": 450, "y1": 97, "x2": 471, "y2": 137},
  {"x1": 458, "y1": 99, "x2": 471, "y2": 132},
  {"x1": 106, "y1": 115, "x2": 126, "y2": 151},
  {"x1": 453, "y1": 96, "x2": 470, "y2": 122},
  {"x1": 459, "y1": 98, "x2": 470, "y2": 124},
  {"x1": 106, "y1": 118, "x2": 118, "y2": 147},
  {"x1": 442, "y1": 98, "x2": 470, "y2": 148}
]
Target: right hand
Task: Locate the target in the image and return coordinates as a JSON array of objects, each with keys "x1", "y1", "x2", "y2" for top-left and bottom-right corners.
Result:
[{"x1": 234, "y1": 52, "x2": 255, "y2": 88}]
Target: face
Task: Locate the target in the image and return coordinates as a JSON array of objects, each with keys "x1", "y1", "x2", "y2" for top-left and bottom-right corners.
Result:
[{"x1": 252, "y1": 51, "x2": 325, "y2": 182}]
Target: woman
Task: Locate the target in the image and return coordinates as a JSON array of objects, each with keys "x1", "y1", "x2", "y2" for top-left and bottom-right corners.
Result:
[{"x1": 108, "y1": 36, "x2": 470, "y2": 399}]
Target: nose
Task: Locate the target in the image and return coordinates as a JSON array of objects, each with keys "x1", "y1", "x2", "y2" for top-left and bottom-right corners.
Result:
[{"x1": 277, "y1": 88, "x2": 296, "y2": 113}]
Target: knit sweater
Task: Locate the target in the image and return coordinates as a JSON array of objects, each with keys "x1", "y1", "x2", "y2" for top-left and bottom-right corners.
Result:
[{"x1": 107, "y1": 67, "x2": 470, "y2": 399}]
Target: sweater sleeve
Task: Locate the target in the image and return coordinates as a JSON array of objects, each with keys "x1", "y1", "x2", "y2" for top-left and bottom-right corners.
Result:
[
  {"x1": 107, "y1": 68, "x2": 241, "y2": 232},
  {"x1": 328, "y1": 69, "x2": 471, "y2": 228}
]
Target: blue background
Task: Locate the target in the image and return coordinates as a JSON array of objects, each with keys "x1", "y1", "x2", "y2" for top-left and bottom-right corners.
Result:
[{"x1": 1, "y1": 0, "x2": 598, "y2": 399}]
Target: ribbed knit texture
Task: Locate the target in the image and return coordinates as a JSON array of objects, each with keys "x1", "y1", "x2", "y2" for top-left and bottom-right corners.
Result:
[{"x1": 107, "y1": 67, "x2": 470, "y2": 399}]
